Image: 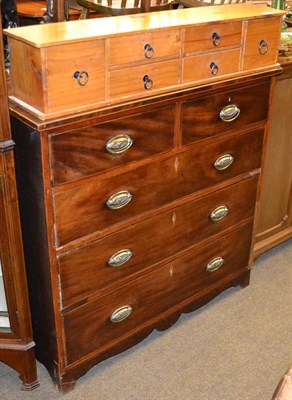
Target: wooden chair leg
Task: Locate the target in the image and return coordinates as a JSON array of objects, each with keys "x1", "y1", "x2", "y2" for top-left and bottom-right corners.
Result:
[{"x1": 79, "y1": 7, "x2": 89, "y2": 19}]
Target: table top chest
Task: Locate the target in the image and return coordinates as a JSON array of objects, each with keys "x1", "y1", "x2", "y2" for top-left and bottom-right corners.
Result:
[{"x1": 5, "y1": 4, "x2": 283, "y2": 119}]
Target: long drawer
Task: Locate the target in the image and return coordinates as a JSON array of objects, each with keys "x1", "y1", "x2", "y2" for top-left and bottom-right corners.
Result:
[
  {"x1": 181, "y1": 82, "x2": 270, "y2": 144},
  {"x1": 63, "y1": 223, "x2": 253, "y2": 365},
  {"x1": 54, "y1": 129, "x2": 264, "y2": 246},
  {"x1": 50, "y1": 105, "x2": 175, "y2": 185},
  {"x1": 58, "y1": 176, "x2": 258, "y2": 308}
]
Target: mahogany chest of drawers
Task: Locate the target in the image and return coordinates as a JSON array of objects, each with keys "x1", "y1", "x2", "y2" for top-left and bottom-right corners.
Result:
[{"x1": 5, "y1": 4, "x2": 284, "y2": 393}]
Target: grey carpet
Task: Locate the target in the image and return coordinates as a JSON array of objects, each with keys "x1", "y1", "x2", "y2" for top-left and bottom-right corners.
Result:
[{"x1": 1, "y1": 239, "x2": 291, "y2": 400}]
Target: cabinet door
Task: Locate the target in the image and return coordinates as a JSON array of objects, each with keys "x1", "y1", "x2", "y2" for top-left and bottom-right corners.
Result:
[{"x1": 254, "y1": 66, "x2": 292, "y2": 257}]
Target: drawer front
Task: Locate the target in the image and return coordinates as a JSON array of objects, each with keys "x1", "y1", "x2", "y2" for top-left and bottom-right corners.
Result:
[
  {"x1": 243, "y1": 18, "x2": 281, "y2": 71},
  {"x1": 181, "y1": 82, "x2": 270, "y2": 144},
  {"x1": 184, "y1": 22, "x2": 242, "y2": 55},
  {"x1": 50, "y1": 105, "x2": 175, "y2": 186},
  {"x1": 63, "y1": 223, "x2": 253, "y2": 364},
  {"x1": 183, "y1": 48, "x2": 240, "y2": 84},
  {"x1": 54, "y1": 129, "x2": 264, "y2": 246},
  {"x1": 109, "y1": 29, "x2": 180, "y2": 66},
  {"x1": 109, "y1": 60, "x2": 179, "y2": 99},
  {"x1": 46, "y1": 41, "x2": 105, "y2": 113},
  {"x1": 59, "y1": 177, "x2": 258, "y2": 308}
]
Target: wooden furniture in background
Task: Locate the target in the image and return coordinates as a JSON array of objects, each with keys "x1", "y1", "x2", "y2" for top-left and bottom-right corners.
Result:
[
  {"x1": 77, "y1": 0, "x2": 173, "y2": 18},
  {"x1": 16, "y1": 0, "x2": 83, "y2": 24},
  {"x1": 254, "y1": 59, "x2": 292, "y2": 258},
  {"x1": 5, "y1": 4, "x2": 284, "y2": 392},
  {"x1": 0, "y1": 8, "x2": 39, "y2": 391},
  {"x1": 177, "y1": 0, "x2": 247, "y2": 8}
]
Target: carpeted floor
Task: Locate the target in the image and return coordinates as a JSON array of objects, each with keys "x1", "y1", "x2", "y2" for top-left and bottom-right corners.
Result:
[{"x1": 1, "y1": 239, "x2": 291, "y2": 400}]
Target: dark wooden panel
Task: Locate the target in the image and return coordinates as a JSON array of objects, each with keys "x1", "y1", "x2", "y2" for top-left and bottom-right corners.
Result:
[
  {"x1": 63, "y1": 222, "x2": 253, "y2": 364},
  {"x1": 59, "y1": 176, "x2": 258, "y2": 308},
  {"x1": 50, "y1": 105, "x2": 175, "y2": 185},
  {"x1": 54, "y1": 128, "x2": 264, "y2": 246},
  {"x1": 11, "y1": 118, "x2": 57, "y2": 381},
  {"x1": 181, "y1": 82, "x2": 270, "y2": 144}
]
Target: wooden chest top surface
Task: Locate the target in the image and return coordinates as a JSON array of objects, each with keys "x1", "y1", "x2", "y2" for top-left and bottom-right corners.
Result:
[{"x1": 4, "y1": 4, "x2": 285, "y2": 47}]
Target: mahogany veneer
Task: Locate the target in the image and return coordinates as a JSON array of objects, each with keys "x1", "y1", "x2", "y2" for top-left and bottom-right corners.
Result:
[{"x1": 6, "y1": 4, "x2": 284, "y2": 393}]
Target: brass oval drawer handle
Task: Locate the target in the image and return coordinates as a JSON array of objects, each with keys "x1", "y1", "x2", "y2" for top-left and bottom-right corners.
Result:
[
  {"x1": 214, "y1": 154, "x2": 234, "y2": 171},
  {"x1": 106, "y1": 134, "x2": 133, "y2": 155},
  {"x1": 108, "y1": 249, "x2": 133, "y2": 268},
  {"x1": 219, "y1": 104, "x2": 240, "y2": 122},
  {"x1": 73, "y1": 70, "x2": 89, "y2": 86},
  {"x1": 143, "y1": 75, "x2": 153, "y2": 90},
  {"x1": 110, "y1": 305, "x2": 133, "y2": 323},
  {"x1": 144, "y1": 43, "x2": 154, "y2": 59},
  {"x1": 212, "y1": 32, "x2": 221, "y2": 47},
  {"x1": 210, "y1": 62, "x2": 219, "y2": 76},
  {"x1": 210, "y1": 205, "x2": 229, "y2": 222},
  {"x1": 206, "y1": 257, "x2": 224, "y2": 273},
  {"x1": 259, "y1": 40, "x2": 268, "y2": 55},
  {"x1": 106, "y1": 190, "x2": 132, "y2": 210}
]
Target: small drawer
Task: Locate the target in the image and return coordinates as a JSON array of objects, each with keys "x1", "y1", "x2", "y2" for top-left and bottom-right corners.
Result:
[
  {"x1": 243, "y1": 17, "x2": 282, "y2": 71},
  {"x1": 181, "y1": 82, "x2": 270, "y2": 144},
  {"x1": 9, "y1": 40, "x2": 105, "y2": 116},
  {"x1": 183, "y1": 48, "x2": 240, "y2": 84},
  {"x1": 58, "y1": 177, "x2": 258, "y2": 308},
  {"x1": 109, "y1": 29, "x2": 180, "y2": 66},
  {"x1": 54, "y1": 128, "x2": 264, "y2": 246},
  {"x1": 50, "y1": 105, "x2": 175, "y2": 186},
  {"x1": 184, "y1": 22, "x2": 242, "y2": 55},
  {"x1": 63, "y1": 223, "x2": 253, "y2": 364},
  {"x1": 45, "y1": 41, "x2": 105, "y2": 113},
  {"x1": 109, "y1": 60, "x2": 179, "y2": 99}
]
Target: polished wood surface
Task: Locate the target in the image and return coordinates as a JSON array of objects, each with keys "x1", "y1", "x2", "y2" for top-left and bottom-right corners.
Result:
[
  {"x1": 5, "y1": 5, "x2": 284, "y2": 47},
  {"x1": 17, "y1": 0, "x2": 47, "y2": 18},
  {"x1": 181, "y1": 81, "x2": 270, "y2": 144},
  {"x1": 54, "y1": 129, "x2": 263, "y2": 246},
  {"x1": 5, "y1": 5, "x2": 284, "y2": 120},
  {"x1": 109, "y1": 29, "x2": 180, "y2": 65},
  {"x1": 51, "y1": 105, "x2": 175, "y2": 185},
  {"x1": 183, "y1": 21, "x2": 242, "y2": 54},
  {"x1": 64, "y1": 223, "x2": 253, "y2": 365},
  {"x1": 0, "y1": 8, "x2": 38, "y2": 390},
  {"x1": 11, "y1": 74, "x2": 270, "y2": 392},
  {"x1": 59, "y1": 178, "x2": 258, "y2": 308},
  {"x1": 8, "y1": 6, "x2": 281, "y2": 393},
  {"x1": 254, "y1": 61, "x2": 292, "y2": 258}
]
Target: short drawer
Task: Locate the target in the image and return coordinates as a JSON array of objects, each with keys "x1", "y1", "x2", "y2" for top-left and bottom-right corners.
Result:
[
  {"x1": 9, "y1": 40, "x2": 106, "y2": 116},
  {"x1": 243, "y1": 17, "x2": 282, "y2": 71},
  {"x1": 109, "y1": 29, "x2": 180, "y2": 66},
  {"x1": 63, "y1": 223, "x2": 253, "y2": 364},
  {"x1": 50, "y1": 105, "x2": 175, "y2": 185},
  {"x1": 58, "y1": 177, "x2": 258, "y2": 308},
  {"x1": 181, "y1": 82, "x2": 270, "y2": 144},
  {"x1": 109, "y1": 59, "x2": 179, "y2": 99},
  {"x1": 183, "y1": 48, "x2": 240, "y2": 84},
  {"x1": 184, "y1": 22, "x2": 242, "y2": 55},
  {"x1": 54, "y1": 128, "x2": 264, "y2": 246}
]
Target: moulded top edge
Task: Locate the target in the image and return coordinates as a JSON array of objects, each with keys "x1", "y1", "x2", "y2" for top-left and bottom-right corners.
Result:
[{"x1": 3, "y1": 4, "x2": 284, "y2": 48}]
